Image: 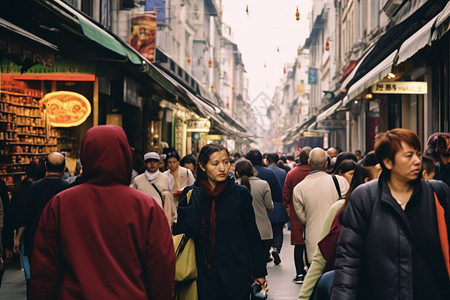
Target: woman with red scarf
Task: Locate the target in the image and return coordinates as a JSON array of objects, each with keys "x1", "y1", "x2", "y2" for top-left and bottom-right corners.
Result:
[{"x1": 173, "y1": 144, "x2": 267, "y2": 299}]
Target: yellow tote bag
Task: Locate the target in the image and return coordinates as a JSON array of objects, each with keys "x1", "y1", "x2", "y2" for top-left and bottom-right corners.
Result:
[{"x1": 173, "y1": 189, "x2": 198, "y2": 282}]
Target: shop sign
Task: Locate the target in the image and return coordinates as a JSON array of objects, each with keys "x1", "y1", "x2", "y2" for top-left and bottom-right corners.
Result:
[
  {"x1": 1, "y1": 57, "x2": 95, "y2": 75},
  {"x1": 41, "y1": 91, "x2": 92, "y2": 127},
  {"x1": 303, "y1": 131, "x2": 324, "y2": 137},
  {"x1": 371, "y1": 81, "x2": 427, "y2": 94},
  {"x1": 316, "y1": 120, "x2": 346, "y2": 129},
  {"x1": 186, "y1": 118, "x2": 210, "y2": 132},
  {"x1": 308, "y1": 68, "x2": 318, "y2": 85},
  {"x1": 203, "y1": 134, "x2": 222, "y2": 140},
  {"x1": 297, "y1": 83, "x2": 305, "y2": 95}
]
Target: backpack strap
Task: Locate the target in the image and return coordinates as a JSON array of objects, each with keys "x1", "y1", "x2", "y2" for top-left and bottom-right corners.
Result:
[
  {"x1": 150, "y1": 183, "x2": 164, "y2": 207},
  {"x1": 429, "y1": 180, "x2": 450, "y2": 279},
  {"x1": 332, "y1": 175, "x2": 342, "y2": 199}
]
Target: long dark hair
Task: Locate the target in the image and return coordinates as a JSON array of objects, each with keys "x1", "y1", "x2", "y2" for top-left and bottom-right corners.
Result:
[
  {"x1": 196, "y1": 144, "x2": 229, "y2": 182},
  {"x1": 338, "y1": 163, "x2": 373, "y2": 221},
  {"x1": 234, "y1": 159, "x2": 254, "y2": 192}
]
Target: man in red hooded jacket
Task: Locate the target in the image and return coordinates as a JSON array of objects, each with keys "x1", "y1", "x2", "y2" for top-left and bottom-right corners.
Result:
[{"x1": 30, "y1": 125, "x2": 175, "y2": 300}]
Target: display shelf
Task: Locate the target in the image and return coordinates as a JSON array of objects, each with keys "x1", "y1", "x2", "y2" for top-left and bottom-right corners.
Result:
[
  {"x1": 0, "y1": 163, "x2": 29, "y2": 166},
  {"x1": 0, "y1": 172, "x2": 25, "y2": 176},
  {"x1": 8, "y1": 153, "x2": 49, "y2": 156},
  {"x1": 1, "y1": 91, "x2": 40, "y2": 98},
  {"x1": 5, "y1": 142, "x2": 56, "y2": 146},
  {"x1": 3, "y1": 101, "x2": 40, "y2": 109},
  {"x1": 17, "y1": 133, "x2": 46, "y2": 137},
  {"x1": 0, "y1": 110, "x2": 16, "y2": 114},
  {"x1": 16, "y1": 115, "x2": 41, "y2": 118}
]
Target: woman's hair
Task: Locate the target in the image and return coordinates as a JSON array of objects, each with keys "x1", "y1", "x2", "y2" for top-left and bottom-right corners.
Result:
[
  {"x1": 339, "y1": 163, "x2": 373, "y2": 221},
  {"x1": 180, "y1": 154, "x2": 196, "y2": 166},
  {"x1": 374, "y1": 128, "x2": 421, "y2": 173},
  {"x1": 331, "y1": 152, "x2": 357, "y2": 174},
  {"x1": 165, "y1": 151, "x2": 180, "y2": 162},
  {"x1": 235, "y1": 159, "x2": 254, "y2": 192},
  {"x1": 196, "y1": 144, "x2": 229, "y2": 181},
  {"x1": 335, "y1": 159, "x2": 357, "y2": 175}
]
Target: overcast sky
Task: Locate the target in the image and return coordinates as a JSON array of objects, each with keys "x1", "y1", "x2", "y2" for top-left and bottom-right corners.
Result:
[{"x1": 221, "y1": 0, "x2": 313, "y2": 102}]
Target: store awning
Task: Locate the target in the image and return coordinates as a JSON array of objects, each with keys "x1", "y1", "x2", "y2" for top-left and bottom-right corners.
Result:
[
  {"x1": 315, "y1": 100, "x2": 342, "y2": 123},
  {"x1": 392, "y1": 0, "x2": 429, "y2": 25},
  {"x1": 431, "y1": 1, "x2": 450, "y2": 41},
  {"x1": 344, "y1": 50, "x2": 398, "y2": 105},
  {"x1": 340, "y1": 44, "x2": 375, "y2": 93},
  {"x1": 0, "y1": 18, "x2": 57, "y2": 51},
  {"x1": 53, "y1": 0, "x2": 143, "y2": 65},
  {"x1": 281, "y1": 116, "x2": 316, "y2": 143},
  {"x1": 304, "y1": 10, "x2": 324, "y2": 49},
  {"x1": 396, "y1": 15, "x2": 437, "y2": 65}
]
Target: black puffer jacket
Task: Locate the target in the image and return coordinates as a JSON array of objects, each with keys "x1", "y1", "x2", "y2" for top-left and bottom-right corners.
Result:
[{"x1": 331, "y1": 176, "x2": 450, "y2": 300}]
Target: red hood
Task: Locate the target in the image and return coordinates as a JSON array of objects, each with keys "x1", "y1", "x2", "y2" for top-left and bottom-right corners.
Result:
[{"x1": 80, "y1": 125, "x2": 132, "y2": 185}]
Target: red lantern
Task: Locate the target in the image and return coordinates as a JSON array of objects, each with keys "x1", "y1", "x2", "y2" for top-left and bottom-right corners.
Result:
[
  {"x1": 246, "y1": 5, "x2": 249, "y2": 15},
  {"x1": 277, "y1": 46, "x2": 280, "y2": 52},
  {"x1": 283, "y1": 66, "x2": 286, "y2": 74},
  {"x1": 187, "y1": 55, "x2": 191, "y2": 64},
  {"x1": 208, "y1": 57, "x2": 212, "y2": 68},
  {"x1": 296, "y1": 6, "x2": 300, "y2": 21},
  {"x1": 325, "y1": 38, "x2": 330, "y2": 51},
  {"x1": 211, "y1": 84, "x2": 214, "y2": 92}
]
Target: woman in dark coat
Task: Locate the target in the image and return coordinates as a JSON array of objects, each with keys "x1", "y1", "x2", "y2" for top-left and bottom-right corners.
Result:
[
  {"x1": 174, "y1": 143, "x2": 267, "y2": 299},
  {"x1": 332, "y1": 128, "x2": 450, "y2": 300}
]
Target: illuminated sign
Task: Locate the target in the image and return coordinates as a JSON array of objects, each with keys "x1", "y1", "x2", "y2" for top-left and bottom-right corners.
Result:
[
  {"x1": 371, "y1": 81, "x2": 427, "y2": 94},
  {"x1": 41, "y1": 91, "x2": 91, "y2": 127},
  {"x1": 186, "y1": 118, "x2": 210, "y2": 132}
]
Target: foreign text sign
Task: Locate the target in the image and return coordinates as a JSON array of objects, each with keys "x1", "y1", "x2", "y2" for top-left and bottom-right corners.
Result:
[
  {"x1": 186, "y1": 118, "x2": 210, "y2": 132},
  {"x1": 371, "y1": 81, "x2": 427, "y2": 94}
]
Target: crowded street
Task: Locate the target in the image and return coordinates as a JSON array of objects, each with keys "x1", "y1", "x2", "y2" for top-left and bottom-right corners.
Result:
[{"x1": 1, "y1": 0, "x2": 450, "y2": 299}]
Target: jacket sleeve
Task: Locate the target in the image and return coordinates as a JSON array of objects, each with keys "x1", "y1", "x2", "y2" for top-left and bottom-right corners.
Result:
[
  {"x1": 144, "y1": 202, "x2": 176, "y2": 300},
  {"x1": 293, "y1": 185, "x2": 306, "y2": 224},
  {"x1": 172, "y1": 188, "x2": 203, "y2": 239},
  {"x1": 331, "y1": 184, "x2": 374, "y2": 300},
  {"x1": 282, "y1": 174, "x2": 292, "y2": 210},
  {"x1": 240, "y1": 186, "x2": 268, "y2": 278},
  {"x1": 264, "y1": 182, "x2": 274, "y2": 212},
  {"x1": 30, "y1": 196, "x2": 62, "y2": 300},
  {"x1": 299, "y1": 201, "x2": 344, "y2": 300}
]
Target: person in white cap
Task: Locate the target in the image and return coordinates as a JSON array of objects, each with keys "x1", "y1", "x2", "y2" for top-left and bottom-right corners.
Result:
[{"x1": 131, "y1": 152, "x2": 177, "y2": 228}]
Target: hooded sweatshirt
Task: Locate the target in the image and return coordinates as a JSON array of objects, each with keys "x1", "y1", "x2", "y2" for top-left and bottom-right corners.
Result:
[{"x1": 30, "y1": 125, "x2": 175, "y2": 300}]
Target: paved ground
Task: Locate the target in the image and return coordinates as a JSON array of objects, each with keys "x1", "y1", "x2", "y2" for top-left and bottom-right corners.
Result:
[{"x1": 0, "y1": 227, "x2": 303, "y2": 299}]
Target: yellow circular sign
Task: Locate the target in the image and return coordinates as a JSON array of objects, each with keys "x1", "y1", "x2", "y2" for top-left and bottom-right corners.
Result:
[{"x1": 41, "y1": 91, "x2": 91, "y2": 127}]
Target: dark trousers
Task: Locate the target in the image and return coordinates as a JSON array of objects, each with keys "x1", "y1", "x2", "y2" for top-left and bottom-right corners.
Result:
[
  {"x1": 311, "y1": 270, "x2": 334, "y2": 300},
  {"x1": 271, "y1": 223, "x2": 284, "y2": 251},
  {"x1": 294, "y1": 244, "x2": 306, "y2": 275},
  {"x1": 262, "y1": 239, "x2": 272, "y2": 262}
]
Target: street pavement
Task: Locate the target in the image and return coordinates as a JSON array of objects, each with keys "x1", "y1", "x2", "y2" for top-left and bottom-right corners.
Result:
[{"x1": 0, "y1": 227, "x2": 303, "y2": 299}]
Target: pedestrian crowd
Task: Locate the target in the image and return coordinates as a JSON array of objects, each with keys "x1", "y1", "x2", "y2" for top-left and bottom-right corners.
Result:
[{"x1": 0, "y1": 126, "x2": 449, "y2": 300}]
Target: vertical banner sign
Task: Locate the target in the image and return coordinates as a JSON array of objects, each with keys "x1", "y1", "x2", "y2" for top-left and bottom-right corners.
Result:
[
  {"x1": 130, "y1": 12, "x2": 157, "y2": 62},
  {"x1": 308, "y1": 68, "x2": 318, "y2": 85}
]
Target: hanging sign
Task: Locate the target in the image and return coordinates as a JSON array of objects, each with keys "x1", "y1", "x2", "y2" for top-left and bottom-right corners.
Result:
[
  {"x1": 308, "y1": 68, "x2": 318, "y2": 85},
  {"x1": 41, "y1": 91, "x2": 91, "y2": 127},
  {"x1": 129, "y1": 12, "x2": 157, "y2": 62},
  {"x1": 186, "y1": 118, "x2": 210, "y2": 132},
  {"x1": 371, "y1": 81, "x2": 427, "y2": 94}
]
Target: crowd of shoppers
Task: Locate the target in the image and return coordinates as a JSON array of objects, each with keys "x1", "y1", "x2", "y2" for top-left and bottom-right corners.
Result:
[{"x1": 0, "y1": 126, "x2": 449, "y2": 300}]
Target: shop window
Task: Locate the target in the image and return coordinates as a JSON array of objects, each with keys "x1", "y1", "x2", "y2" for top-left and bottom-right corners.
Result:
[
  {"x1": 81, "y1": 0, "x2": 93, "y2": 16},
  {"x1": 121, "y1": 0, "x2": 135, "y2": 10}
]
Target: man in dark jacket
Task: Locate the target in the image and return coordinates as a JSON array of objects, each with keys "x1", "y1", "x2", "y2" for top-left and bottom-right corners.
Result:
[
  {"x1": 30, "y1": 125, "x2": 175, "y2": 300},
  {"x1": 246, "y1": 149, "x2": 287, "y2": 265}
]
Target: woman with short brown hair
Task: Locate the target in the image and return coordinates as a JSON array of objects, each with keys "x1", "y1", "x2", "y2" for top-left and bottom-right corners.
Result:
[{"x1": 332, "y1": 128, "x2": 450, "y2": 300}]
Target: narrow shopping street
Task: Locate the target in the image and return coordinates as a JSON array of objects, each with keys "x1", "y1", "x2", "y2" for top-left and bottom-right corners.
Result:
[{"x1": 0, "y1": 227, "x2": 303, "y2": 300}]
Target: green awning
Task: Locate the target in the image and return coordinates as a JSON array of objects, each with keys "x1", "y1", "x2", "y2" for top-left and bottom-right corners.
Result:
[{"x1": 76, "y1": 14, "x2": 142, "y2": 65}]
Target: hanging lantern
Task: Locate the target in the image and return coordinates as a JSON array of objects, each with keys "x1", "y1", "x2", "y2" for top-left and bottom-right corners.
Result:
[
  {"x1": 232, "y1": 85, "x2": 236, "y2": 91},
  {"x1": 325, "y1": 37, "x2": 330, "y2": 51},
  {"x1": 264, "y1": 61, "x2": 266, "y2": 68},
  {"x1": 187, "y1": 55, "x2": 191, "y2": 64},
  {"x1": 220, "y1": 7, "x2": 223, "y2": 17},
  {"x1": 296, "y1": 6, "x2": 300, "y2": 21},
  {"x1": 283, "y1": 66, "x2": 286, "y2": 74},
  {"x1": 246, "y1": 5, "x2": 249, "y2": 15},
  {"x1": 211, "y1": 84, "x2": 214, "y2": 92},
  {"x1": 208, "y1": 57, "x2": 212, "y2": 68},
  {"x1": 297, "y1": 45, "x2": 302, "y2": 56},
  {"x1": 297, "y1": 60, "x2": 301, "y2": 68},
  {"x1": 277, "y1": 46, "x2": 280, "y2": 52}
]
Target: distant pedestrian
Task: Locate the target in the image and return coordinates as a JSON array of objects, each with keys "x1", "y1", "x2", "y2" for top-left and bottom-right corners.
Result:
[
  {"x1": 293, "y1": 148, "x2": 349, "y2": 266},
  {"x1": 235, "y1": 158, "x2": 274, "y2": 263},
  {"x1": 332, "y1": 128, "x2": 450, "y2": 300},
  {"x1": 422, "y1": 156, "x2": 436, "y2": 181},
  {"x1": 333, "y1": 159, "x2": 357, "y2": 184},
  {"x1": 174, "y1": 144, "x2": 267, "y2": 299},
  {"x1": 163, "y1": 150, "x2": 195, "y2": 205},
  {"x1": 354, "y1": 150, "x2": 363, "y2": 161},
  {"x1": 180, "y1": 154, "x2": 197, "y2": 174},
  {"x1": 283, "y1": 147, "x2": 311, "y2": 284},
  {"x1": 30, "y1": 125, "x2": 175, "y2": 300},
  {"x1": 425, "y1": 132, "x2": 450, "y2": 187},
  {"x1": 131, "y1": 152, "x2": 177, "y2": 227},
  {"x1": 246, "y1": 149, "x2": 285, "y2": 265}
]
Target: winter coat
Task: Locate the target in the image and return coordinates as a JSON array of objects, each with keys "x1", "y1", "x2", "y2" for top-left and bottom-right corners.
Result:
[
  {"x1": 331, "y1": 176, "x2": 450, "y2": 300},
  {"x1": 174, "y1": 178, "x2": 267, "y2": 299},
  {"x1": 283, "y1": 164, "x2": 310, "y2": 244},
  {"x1": 31, "y1": 125, "x2": 175, "y2": 300}
]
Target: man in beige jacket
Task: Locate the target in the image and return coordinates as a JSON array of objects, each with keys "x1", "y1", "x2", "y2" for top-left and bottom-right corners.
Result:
[
  {"x1": 131, "y1": 152, "x2": 176, "y2": 227},
  {"x1": 292, "y1": 148, "x2": 349, "y2": 264}
]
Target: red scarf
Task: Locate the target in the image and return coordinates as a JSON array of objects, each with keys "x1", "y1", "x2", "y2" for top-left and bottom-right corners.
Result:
[{"x1": 201, "y1": 178, "x2": 227, "y2": 269}]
